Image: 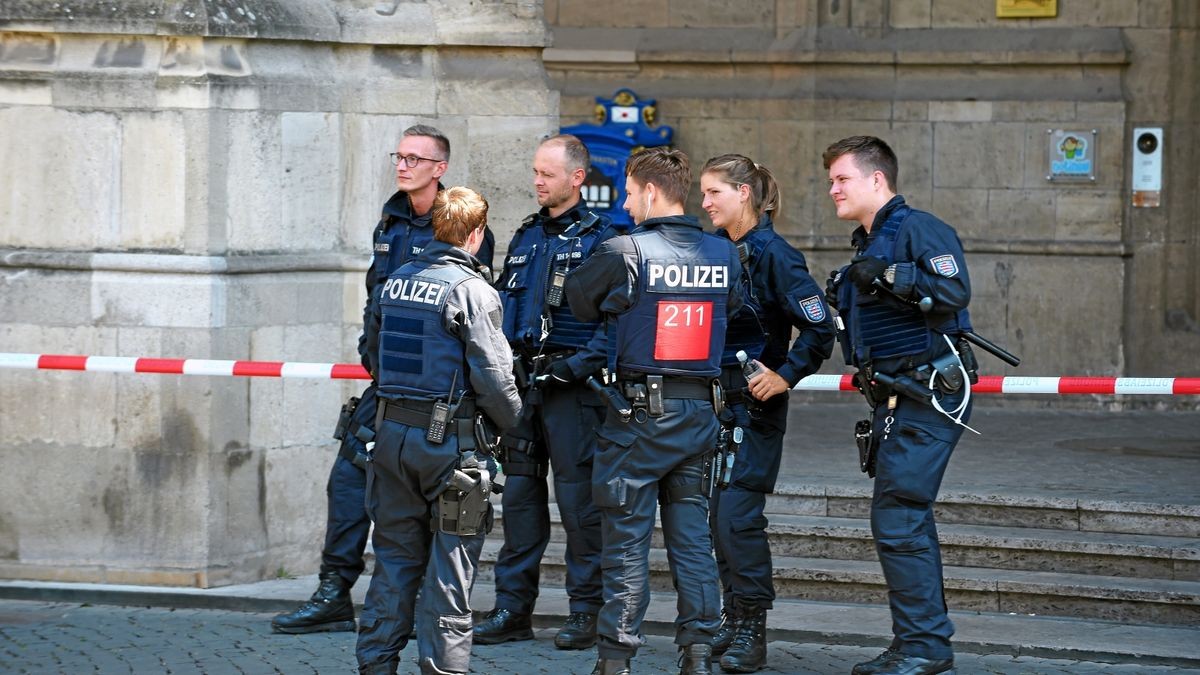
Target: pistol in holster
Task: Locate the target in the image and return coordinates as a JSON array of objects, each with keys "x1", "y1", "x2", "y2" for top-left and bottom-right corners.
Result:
[
  {"x1": 436, "y1": 452, "x2": 492, "y2": 536},
  {"x1": 853, "y1": 362, "x2": 890, "y2": 410}
]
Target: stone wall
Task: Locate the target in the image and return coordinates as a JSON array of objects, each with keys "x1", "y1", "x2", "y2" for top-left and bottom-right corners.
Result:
[
  {"x1": 545, "y1": 0, "x2": 1200, "y2": 382},
  {"x1": 0, "y1": 1, "x2": 554, "y2": 586}
]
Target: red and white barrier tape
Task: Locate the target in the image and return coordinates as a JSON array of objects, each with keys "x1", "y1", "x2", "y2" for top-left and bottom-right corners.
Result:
[
  {"x1": 0, "y1": 353, "x2": 368, "y2": 380},
  {"x1": 795, "y1": 374, "x2": 1200, "y2": 395},
  {"x1": 2, "y1": 353, "x2": 1199, "y2": 395}
]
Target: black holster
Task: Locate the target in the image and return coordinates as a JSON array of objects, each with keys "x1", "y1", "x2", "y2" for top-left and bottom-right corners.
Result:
[
  {"x1": 855, "y1": 418, "x2": 876, "y2": 478},
  {"x1": 333, "y1": 396, "x2": 360, "y2": 441},
  {"x1": 436, "y1": 454, "x2": 492, "y2": 536}
]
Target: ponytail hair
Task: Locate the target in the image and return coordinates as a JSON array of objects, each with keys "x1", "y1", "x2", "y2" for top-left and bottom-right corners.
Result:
[{"x1": 701, "y1": 154, "x2": 780, "y2": 218}]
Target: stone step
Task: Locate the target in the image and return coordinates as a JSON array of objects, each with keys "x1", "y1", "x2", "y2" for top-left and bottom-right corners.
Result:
[
  {"x1": 493, "y1": 510, "x2": 1200, "y2": 582},
  {"x1": 766, "y1": 482, "x2": 1200, "y2": 538},
  {"x1": 477, "y1": 540, "x2": 1200, "y2": 626}
]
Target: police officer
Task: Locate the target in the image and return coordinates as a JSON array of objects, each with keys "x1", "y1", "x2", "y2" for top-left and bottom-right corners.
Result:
[
  {"x1": 566, "y1": 147, "x2": 743, "y2": 675},
  {"x1": 356, "y1": 186, "x2": 521, "y2": 675},
  {"x1": 272, "y1": 125, "x2": 494, "y2": 635},
  {"x1": 473, "y1": 135, "x2": 616, "y2": 648},
  {"x1": 698, "y1": 155, "x2": 836, "y2": 673},
  {"x1": 824, "y1": 136, "x2": 973, "y2": 675}
]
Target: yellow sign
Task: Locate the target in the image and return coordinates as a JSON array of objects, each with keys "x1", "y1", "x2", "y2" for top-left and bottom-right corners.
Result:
[{"x1": 996, "y1": 0, "x2": 1057, "y2": 18}]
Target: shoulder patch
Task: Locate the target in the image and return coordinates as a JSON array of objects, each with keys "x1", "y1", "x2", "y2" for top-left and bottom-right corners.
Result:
[
  {"x1": 799, "y1": 295, "x2": 827, "y2": 323},
  {"x1": 929, "y1": 254, "x2": 959, "y2": 278}
]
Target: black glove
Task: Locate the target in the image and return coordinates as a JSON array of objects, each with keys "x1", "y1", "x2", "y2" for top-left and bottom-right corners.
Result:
[
  {"x1": 825, "y1": 270, "x2": 843, "y2": 310},
  {"x1": 846, "y1": 255, "x2": 888, "y2": 293}
]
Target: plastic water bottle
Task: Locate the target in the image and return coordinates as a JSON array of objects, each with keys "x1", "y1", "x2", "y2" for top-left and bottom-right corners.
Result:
[{"x1": 736, "y1": 350, "x2": 764, "y2": 381}]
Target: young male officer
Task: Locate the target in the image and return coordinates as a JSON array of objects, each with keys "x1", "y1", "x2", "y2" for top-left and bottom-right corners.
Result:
[
  {"x1": 565, "y1": 147, "x2": 743, "y2": 675},
  {"x1": 356, "y1": 186, "x2": 520, "y2": 675},
  {"x1": 824, "y1": 136, "x2": 973, "y2": 675},
  {"x1": 272, "y1": 125, "x2": 494, "y2": 635},
  {"x1": 473, "y1": 135, "x2": 616, "y2": 649}
]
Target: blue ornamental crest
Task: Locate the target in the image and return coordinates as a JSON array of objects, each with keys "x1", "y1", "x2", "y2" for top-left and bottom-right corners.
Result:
[
  {"x1": 800, "y1": 295, "x2": 826, "y2": 323},
  {"x1": 930, "y1": 254, "x2": 959, "y2": 278}
]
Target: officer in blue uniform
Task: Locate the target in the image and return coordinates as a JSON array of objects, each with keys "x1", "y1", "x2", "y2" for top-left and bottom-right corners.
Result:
[
  {"x1": 272, "y1": 125, "x2": 494, "y2": 636},
  {"x1": 824, "y1": 136, "x2": 973, "y2": 675},
  {"x1": 698, "y1": 155, "x2": 836, "y2": 673},
  {"x1": 473, "y1": 135, "x2": 617, "y2": 649},
  {"x1": 356, "y1": 186, "x2": 521, "y2": 675},
  {"x1": 566, "y1": 147, "x2": 743, "y2": 675}
]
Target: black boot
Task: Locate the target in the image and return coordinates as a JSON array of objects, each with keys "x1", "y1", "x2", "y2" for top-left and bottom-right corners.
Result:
[
  {"x1": 272, "y1": 570, "x2": 355, "y2": 634},
  {"x1": 719, "y1": 606, "x2": 766, "y2": 673},
  {"x1": 710, "y1": 606, "x2": 741, "y2": 657},
  {"x1": 590, "y1": 657, "x2": 632, "y2": 675},
  {"x1": 874, "y1": 655, "x2": 956, "y2": 675},
  {"x1": 472, "y1": 607, "x2": 534, "y2": 644},
  {"x1": 357, "y1": 660, "x2": 398, "y2": 675},
  {"x1": 852, "y1": 648, "x2": 900, "y2": 675},
  {"x1": 679, "y1": 643, "x2": 713, "y2": 674},
  {"x1": 554, "y1": 611, "x2": 598, "y2": 649}
]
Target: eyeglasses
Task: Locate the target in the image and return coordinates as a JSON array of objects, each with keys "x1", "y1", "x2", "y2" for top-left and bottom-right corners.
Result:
[{"x1": 390, "y1": 152, "x2": 444, "y2": 168}]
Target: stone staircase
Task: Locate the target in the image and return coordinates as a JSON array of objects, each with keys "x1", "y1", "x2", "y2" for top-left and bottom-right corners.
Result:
[{"x1": 481, "y1": 482, "x2": 1200, "y2": 627}]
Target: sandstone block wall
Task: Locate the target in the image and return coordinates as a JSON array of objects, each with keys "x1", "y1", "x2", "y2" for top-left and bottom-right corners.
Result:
[{"x1": 0, "y1": 0, "x2": 555, "y2": 586}]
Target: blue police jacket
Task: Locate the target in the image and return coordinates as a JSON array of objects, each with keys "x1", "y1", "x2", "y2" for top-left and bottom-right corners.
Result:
[
  {"x1": 497, "y1": 200, "x2": 616, "y2": 377},
  {"x1": 837, "y1": 195, "x2": 972, "y2": 373},
  {"x1": 719, "y1": 215, "x2": 836, "y2": 384},
  {"x1": 358, "y1": 187, "x2": 496, "y2": 369},
  {"x1": 564, "y1": 215, "x2": 743, "y2": 379}
]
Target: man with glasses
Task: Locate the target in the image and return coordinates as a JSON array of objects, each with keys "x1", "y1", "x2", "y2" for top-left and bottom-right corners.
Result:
[{"x1": 272, "y1": 124, "x2": 495, "y2": 636}]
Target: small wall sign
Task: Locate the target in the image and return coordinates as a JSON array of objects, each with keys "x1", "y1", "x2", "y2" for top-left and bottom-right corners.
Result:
[{"x1": 1046, "y1": 129, "x2": 1097, "y2": 182}]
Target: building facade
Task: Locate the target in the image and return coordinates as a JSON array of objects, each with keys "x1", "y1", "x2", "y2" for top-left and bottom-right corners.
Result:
[{"x1": 0, "y1": 0, "x2": 1195, "y2": 586}]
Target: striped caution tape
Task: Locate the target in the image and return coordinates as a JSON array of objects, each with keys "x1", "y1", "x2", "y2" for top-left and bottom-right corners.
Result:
[
  {"x1": 794, "y1": 373, "x2": 1200, "y2": 395},
  {"x1": 2, "y1": 352, "x2": 1199, "y2": 395}
]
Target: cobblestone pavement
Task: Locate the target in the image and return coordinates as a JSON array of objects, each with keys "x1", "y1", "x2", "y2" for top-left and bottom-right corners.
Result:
[{"x1": 1, "y1": 600, "x2": 1197, "y2": 674}]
